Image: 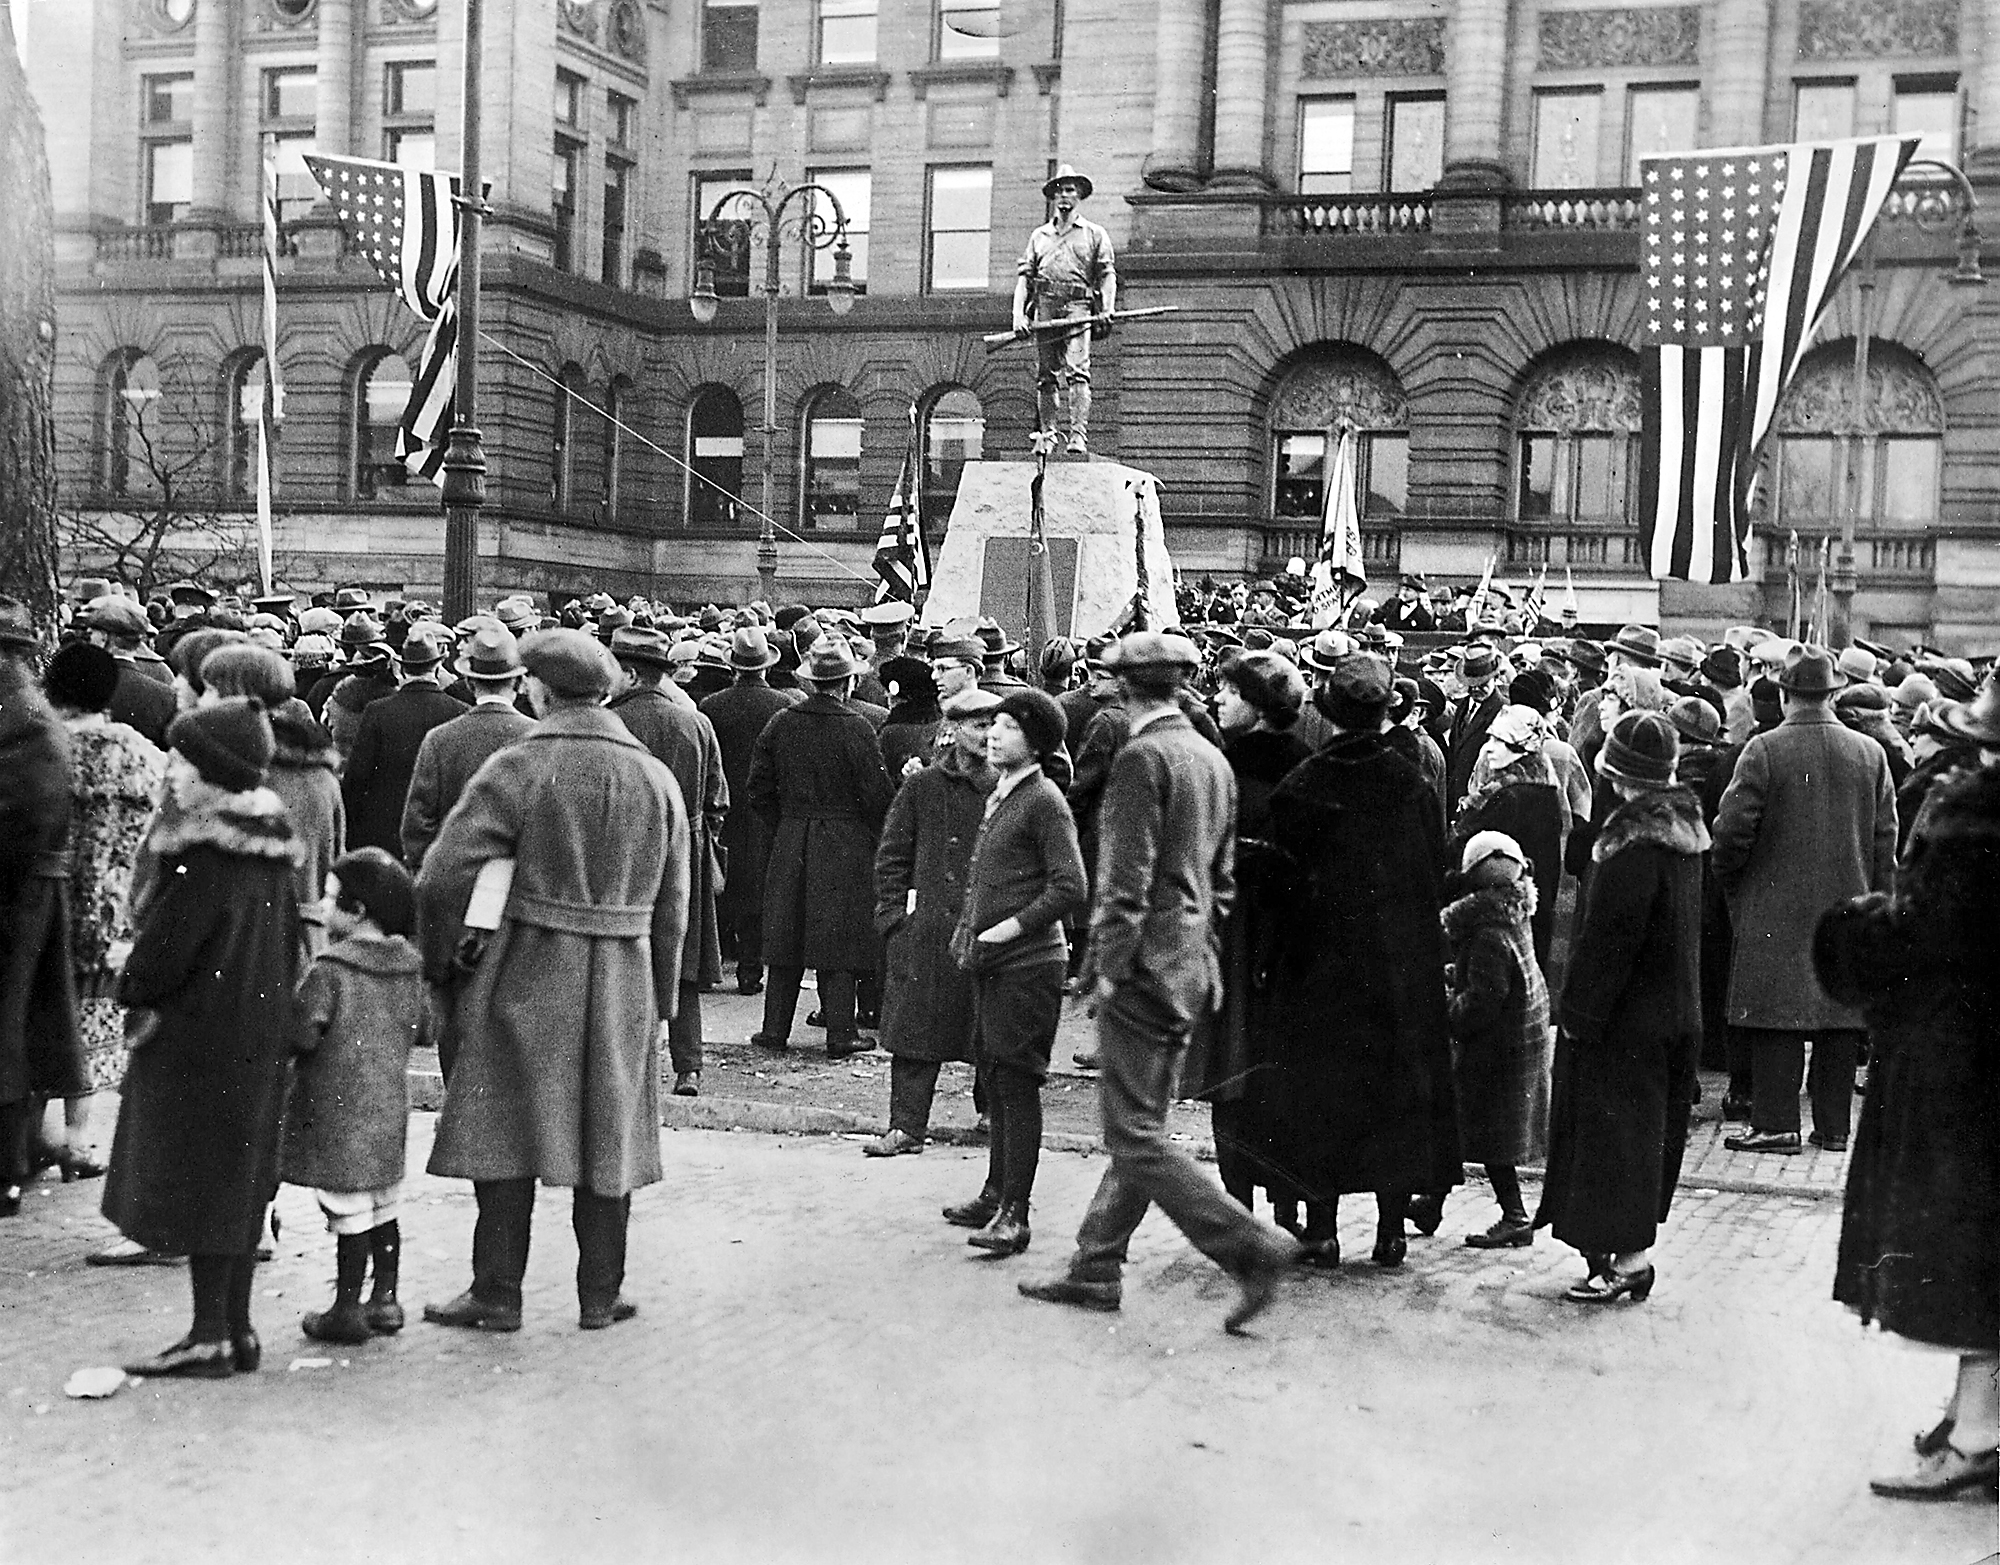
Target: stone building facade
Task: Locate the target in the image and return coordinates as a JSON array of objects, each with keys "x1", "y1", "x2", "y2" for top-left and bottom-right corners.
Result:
[{"x1": 25, "y1": 0, "x2": 2000, "y2": 647}]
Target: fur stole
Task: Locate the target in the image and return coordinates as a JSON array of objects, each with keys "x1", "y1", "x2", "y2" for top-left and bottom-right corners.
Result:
[
  {"x1": 1592, "y1": 785, "x2": 1710, "y2": 864},
  {"x1": 269, "y1": 700, "x2": 339, "y2": 773},
  {"x1": 1442, "y1": 876, "x2": 1539, "y2": 944},
  {"x1": 149, "y1": 785, "x2": 304, "y2": 866}
]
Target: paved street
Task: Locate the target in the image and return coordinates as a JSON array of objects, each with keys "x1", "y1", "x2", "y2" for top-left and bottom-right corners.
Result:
[{"x1": 2, "y1": 1107, "x2": 1992, "y2": 1565}]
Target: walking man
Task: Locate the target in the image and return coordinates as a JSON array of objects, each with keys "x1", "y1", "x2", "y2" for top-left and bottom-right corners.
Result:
[
  {"x1": 1013, "y1": 164, "x2": 1115, "y2": 457},
  {"x1": 1019, "y1": 632, "x2": 1297, "y2": 1332}
]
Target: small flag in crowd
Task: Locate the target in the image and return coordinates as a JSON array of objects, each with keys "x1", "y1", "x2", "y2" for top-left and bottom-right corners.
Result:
[
  {"x1": 304, "y1": 154, "x2": 472, "y2": 486},
  {"x1": 871, "y1": 406, "x2": 930, "y2": 604},
  {"x1": 1638, "y1": 135, "x2": 1918, "y2": 585}
]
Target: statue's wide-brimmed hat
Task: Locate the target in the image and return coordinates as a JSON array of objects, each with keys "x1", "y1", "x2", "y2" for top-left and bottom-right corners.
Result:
[{"x1": 1042, "y1": 163, "x2": 1093, "y2": 201}]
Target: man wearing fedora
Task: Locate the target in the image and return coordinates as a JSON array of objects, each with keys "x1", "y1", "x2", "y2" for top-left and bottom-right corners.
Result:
[
  {"x1": 1443, "y1": 643, "x2": 1508, "y2": 818},
  {"x1": 323, "y1": 615, "x2": 402, "y2": 759},
  {"x1": 1378, "y1": 573, "x2": 1435, "y2": 634},
  {"x1": 341, "y1": 624, "x2": 468, "y2": 860},
  {"x1": 1014, "y1": 164, "x2": 1116, "y2": 458},
  {"x1": 1712, "y1": 645, "x2": 1897, "y2": 1154},
  {"x1": 747, "y1": 641, "x2": 896, "y2": 1058},
  {"x1": 610, "y1": 627, "x2": 729, "y2": 1097},
  {"x1": 401, "y1": 624, "x2": 534, "y2": 876},
  {"x1": 701, "y1": 626, "x2": 801, "y2": 997}
]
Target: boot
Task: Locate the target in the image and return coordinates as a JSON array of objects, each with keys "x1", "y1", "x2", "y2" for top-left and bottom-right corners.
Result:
[
  {"x1": 967, "y1": 1201, "x2": 1030, "y2": 1256},
  {"x1": 943, "y1": 1186, "x2": 1001, "y2": 1228},
  {"x1": 365, "y1": 1222, "x2": 404, "y2": 1332},
  {"x1": 304, "y1": 1233, "x2": 373, "y2": 1343}
]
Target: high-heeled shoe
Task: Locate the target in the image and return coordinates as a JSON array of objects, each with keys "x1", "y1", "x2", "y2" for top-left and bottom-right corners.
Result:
[
  {"x1": 1293, "y1": 1238, "x2": 1341, "y2": 1269},
  {"x1": 967, "y1": 1202, "x2": 1030, "y2": 1256},
  {"x1": 1564, "y1": 1263, "x2": 1656, "y2": 1303},
  {"x1": 230, "y1": 1330, "x2": 262, "y2": 1372},
  {"x1": 57, "y1": 1150, "x2": 107, "y2": 1182},
  {"x1": 1406, "y1": 1194, "x2": 1444, "y2": 1237},
  {"x1": 943, "y1": 1187, "x2": 1001, "y2": 1228},
  {"x1": 124, "y1": 1335, "x2": 234, "y2": 1379}
]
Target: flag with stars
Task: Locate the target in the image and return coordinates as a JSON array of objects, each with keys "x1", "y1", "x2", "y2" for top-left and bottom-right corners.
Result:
[
  {"x1": 872, "y1": 405, "x2": 929, "y2": 604},
  {"x1": 305, "y1": 153, "x2": 469, "y2": 485},
  {"x1": 1637, "y1": 136, "x2": 1917, "y2": 584}
]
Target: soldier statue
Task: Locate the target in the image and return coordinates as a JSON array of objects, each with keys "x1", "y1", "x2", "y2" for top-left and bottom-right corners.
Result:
[{"x1": 1013, "y1": 164, "x2": 1117, "y2": 459}]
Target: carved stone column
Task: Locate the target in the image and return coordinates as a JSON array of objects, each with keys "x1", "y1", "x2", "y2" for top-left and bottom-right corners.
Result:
[
  {"x1": 188, "y1": 0, "x2": 234, "y2": 219},
  {"x1": 1143, "y1": 0, "x2": 1208, "y2": 192},
  {"x1": 1209, "y1": 0, "x2": 1272, "y2": 189},
  {"x1": 314, "y1": 0, "x2": 356, "y2": 159},
  {"x1": 1439, "y1": 0, "x2": 1508, "y2": 191},
  {"x1": 1707, "y1": 1, "x2": 1771, "y2": 148}
]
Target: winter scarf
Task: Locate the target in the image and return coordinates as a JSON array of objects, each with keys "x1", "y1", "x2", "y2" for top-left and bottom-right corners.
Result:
[
  {"x1": 1441, "y1": 875, "x2": 1540, "y2": 945},
  {"x1": 1591, "y1": 784, "x2": 1711, "y2": 864}
]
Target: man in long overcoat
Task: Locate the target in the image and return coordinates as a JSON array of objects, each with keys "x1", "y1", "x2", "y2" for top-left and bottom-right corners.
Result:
[
  {"x1": 1713, "y1": 645, "x2": 1896, "y2": 1154},
  {"x1": 747, "y1": 641, "x2": 895, "y2": 1058},
  {"x1": 341, "y1": 625, "x2": 466, "y2": 856},
  {"x1": 418, "y1": 630, "x2": 689, "y2": 1332},
  {"x1": 400, "y1": 624, "x2": 534, "y2": 875},
  {"x1": 609, "y1": 626, "x2": 728, "y2": 1097},
  {"x1": 700, "y1": 627, "x2": 799, "y2": 996}
]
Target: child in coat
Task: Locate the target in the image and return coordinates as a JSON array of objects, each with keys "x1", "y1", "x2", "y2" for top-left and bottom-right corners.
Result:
[{"x1": 283, "y1": 847, "x2": 428, "y2": 1343}]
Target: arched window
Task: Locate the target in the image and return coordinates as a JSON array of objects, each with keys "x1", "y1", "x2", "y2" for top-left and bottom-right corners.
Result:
[
  {"x1": 103, "y1": 351, "x2": 162, "y2": 497},
  {"x1": 223, "y1": 352, "x2": 268, "y2": 503},
  {"x1": 921, "y1": 386, "x2": 983, "y2": 518},
  {"x1": 685, "y1": 386, "x2": 744, "y2": 528},
  {"x1": 1514, "y1": 346, "x2": 1642, "y2": 522},
  {"x1": 553, "y1": 363, "x2": 586, "y2": 509},
  {"x1": 800, "y1": 386, "x2": 863, "y2": 530},
  {"x1": 603, "y1": 376, "x2": 630, "y2": 519},
  {"x1": 1770, "y1": 340, "x2": 1943, "y2": 527},
  {"x1": 354, "y1": 350, "x2": 413, "y2": 498},
  {"x1": 1268, "y1": 348, "x2": 1408, "y2": 518}
]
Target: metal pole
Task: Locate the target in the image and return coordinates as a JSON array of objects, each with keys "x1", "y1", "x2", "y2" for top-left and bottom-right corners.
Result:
[
  {"x1": 1833, "y1": 248, "x2": 1872, "y2": 647},
  {"x1": 759, "y1": 219, "x2": 780, "y2": 602},
  {"x1": 439, "y1": 0, "x2": 485, "y2": 622}
]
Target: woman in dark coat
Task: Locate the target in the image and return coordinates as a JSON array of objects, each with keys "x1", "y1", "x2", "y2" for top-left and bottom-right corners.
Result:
[
  {"x1": 868, "y1": 691, "x2": 995, "y2": 1152},
  {"x1": 1536, "y1": 711, "x2": 1706, "y2": 1304},
  {"x1": 1262, "y1": 650, "x2": 1460, "y2": 1269},
  {"x1": 1814, "y1": 724, "x2": 1999, "y2": 1500},
  {"x1": 104, "y1": 699, "x2": 302, "y2": 1378},
  {"x1": 1180, "y1": 650, "x2": 1310, "y2": 1217},
  {"x1": 1451, "y1": 705, "x2": 1563, "y2": 968},
  {"x1": 876, "y1": 658, "x2": 943, "y2": 783}
]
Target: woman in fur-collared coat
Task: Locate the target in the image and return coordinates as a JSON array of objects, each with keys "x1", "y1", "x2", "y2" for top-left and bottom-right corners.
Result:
[{"x1": 1536, "y1": 712, "x2": 1705, "y2": 1305}]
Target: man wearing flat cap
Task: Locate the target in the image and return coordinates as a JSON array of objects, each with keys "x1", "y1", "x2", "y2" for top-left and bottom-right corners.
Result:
[
  {"x1": 419, "y1": 628, "x2": 690, "y2": 1332},
  {"x1": 1712, "y1": 645, "x2": 1897, "y2": 1152},
  {"x1": 79, "y1": 595, "x2": 177, "y2": 747},
  {"x1": 610, "y1": 627, "x2": 729, "y2": 1097},
  {"x1": 401, "y1": 625, "x2": 534, "y2": 878},
  {"x1": 1014, "y1": 164, "x2": 1116, "y2": 458},
  {"x1": 341, "y1": 624, "x2": 468, "y2": 859}
]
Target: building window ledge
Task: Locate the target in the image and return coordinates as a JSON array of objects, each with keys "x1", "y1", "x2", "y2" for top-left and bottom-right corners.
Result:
[
  {"x1": 786, "y1": 68, "x2": 892, "y2": 105},
  {"x1": 669, "y1": 72, "x2": 774, "y2": 108},
  {"x1": 908, "y1": 62, "x2": 1014, "y2": 99}
]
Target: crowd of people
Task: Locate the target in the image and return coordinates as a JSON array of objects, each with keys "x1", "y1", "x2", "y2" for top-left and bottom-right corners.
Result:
[{"x1": 0, "y1": 569, "x2": 1993, "y2": 1502}]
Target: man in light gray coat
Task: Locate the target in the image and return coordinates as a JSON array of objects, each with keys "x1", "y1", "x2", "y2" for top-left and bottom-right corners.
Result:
[{"x1": 1712, "y1": 645, "x2": 1896, "y2": 1155}]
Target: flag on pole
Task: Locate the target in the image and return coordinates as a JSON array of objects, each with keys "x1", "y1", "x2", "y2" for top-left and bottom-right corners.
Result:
[
  {"x1": 1638, "y1": 135, "x2": 1919, "y2": 584},
  {"x1": 1560, "y1": 566, "x2": 1579, "y2": 627},
  {"x1": 255, "y1": 135, "x2": 283, "y2": 594},
  {"x1": 871, "y1": 405, "x2": 930, "y2": 604},
  {"x1": 1785, "y1": 530, "x2": 1804, "y2": 638},
  {"x1": 304, "y1": 153, "x2": 471, "y2": 485},
  {"x1": 1310, "y1": 421, "x2": 1365, "y2": 628}
]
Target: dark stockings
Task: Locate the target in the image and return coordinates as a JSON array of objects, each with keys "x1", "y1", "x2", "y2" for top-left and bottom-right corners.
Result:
[
  {"x1": 980, "y1": 1062, "x2": 1044, "y2": 1208},
  {"x1": 368, "y1": 1220, "x2": 401, "y2": 1298},
  {"x1": 1486, "y1": 1163, "x2": 1527, "y2": 1224},
  {"x1": 190, "y1": 1253, "x2": 257, "y2": 1343}
]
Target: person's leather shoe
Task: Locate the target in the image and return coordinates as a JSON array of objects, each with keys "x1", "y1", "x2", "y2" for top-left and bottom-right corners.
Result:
[
  {"x1": 423, "y1": 1290, "x2": 523, "y2": 1332},
  {"x1": 1868, "y1": 1441, "x2": 1998, "y2": 1499},
  {"x1": 967, "y1": 1203, "x2": 1030, "y2": 1256},
  {"x1": 1018, "y1": 1275, "x2": 1120, "y2": 1312},
  {"x1": 748, "y1": 1032, "x2": 789, "y2": 1050},
  {"x1": 1807, "y1": 1130, "x2": 1848, "y2": 1152},
  {"x1": 1406, "y1": 1194, "x2": 1445, "y2": 1236},
  {"x1": 229, "y1": 1330, "x2": 261, "y2": 1372},
  {"x1": 943, "y1": 1187, "x2": 1001, "y2": 1227},
  {"x1": 736, "y1": 977, "x2": 764, "y2": 996},
  {"x1": 825, "y1": 1033, "x2": 877, "y2": 1060},
  {"x1": 125, "y1": 1336, "x2": 233, "y2": 1379},
  {"x1": 1465, "y1": 1217, "x2": 1534, "y2": 1249},
  {"x1": 672, "y1": 1072, "x2": 700, "y2": 1097},
  {"x1": 863, "y1": 1129, "x2": 924, "y2": 1157},
  {"x1": 1371, "y1": 1235, "x2": 1408, "y2": 1269},
  {"x1": 302, "y1": 1300, "x2": 372, "y2": 1344},
  {"x1": 579, "y1": 1298, "x2": 639, "y2": 1331},
  {"x1": 1724, "y1": 1129, "x2": 1801, "y2": 1154},
  {"x1": 86, "y1": 1238, "x2": 182, "y2": 1266},
  {"x1": 364, "y1": 1296, "x2": 405, "y2": 1334},
  {"x1": 1225, "y1": 1251, "x2": 1291, "y2": 1334},
  {"x1": 1293, "y1": 1238, "x2": 1340, "y2": 1269}
]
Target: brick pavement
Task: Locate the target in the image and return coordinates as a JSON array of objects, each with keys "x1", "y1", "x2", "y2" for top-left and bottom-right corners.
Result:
[{"x1": 1, "y1": 1111, "x2": 1991, "y2": 1565}]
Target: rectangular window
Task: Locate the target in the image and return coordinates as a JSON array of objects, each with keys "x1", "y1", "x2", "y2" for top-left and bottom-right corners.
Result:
[
  {"x1": 387, "y1": 128, "x2": 435, "y2": 170},
  {"x1": 818, "y1": 0, "x2": 877, "y2": 65},
  {"x1": 607, "y1": 90, "x2": 637, "y2": 149},
  {"x1": 1519, "y1": 435, "x2": 1557, "y2": 519},
  {"x1": 1532, "y1": 89, "x2": 1601, "y2": 187},
  {"x1": 1626, "y1": 84, "x2": 1699, "y2": 183},
  {"x1": 1273, "y1": 431, "x2": 1324, "y2": 519},
  {"x1": 806, "y1": 168, "x2": 869, "y2": 291},
  {"x1": 937, "y1": 0, "x2": 1000, "y2": 60},
  {"x1": 263, "y1": 67, "x2": 317, "y2": 122},
  {"x1": 1779, "y1": 435, "x2": 1840, "y2": 521},
  {"x1": 145, "y1": 139, "x2": 194, "y2": 224},
  {"x1": 1893, "y1": 78, "x2": 1959, "y2": 163},
  {"x1": 555, "y1": 69, "x2": 585, "y2": 129},
  {"x1": 1878, "y1": 437, "x2": 1940, "y2": 524},
  {"x1": 1572, "y1": 433, "x2": 1630, "y2": 518},
  {"x1": 701, "y1": 0, "x2": 758, "y2": 72},
  {"x1": 1362, "y1": 434, "x2": 1409, "y2": 516},
  {"x1": 271, "y1": 132, "x2": 318, "y2": 224},
  {"x1": 694, "y1": 171, "x2": 754, "y2": 296},
  {"x1": 1298, "y1": 98, "x2": 1354, "y2": 195},
  {"x1": 387, "y1": 60, "x2": 435, "y2": 117},
  {"x1": 926, "y1": 165, "x2": 991, "y2": 291},
  {"x1": 553, "y1": 137, "x2": 581, "y2": 272},
  {"x1": 602, "y1": 158, "x2": 629, "y2": 286},
  {"x1": 1793, "y1": 80, "x2": 1856, "y2": 141},
  {"x1": 144, "y1": 72, "x2": 195, "y2": 126},
  {"x1": 1386, "y1": 94, "x2": 1444, "y2": 191}
]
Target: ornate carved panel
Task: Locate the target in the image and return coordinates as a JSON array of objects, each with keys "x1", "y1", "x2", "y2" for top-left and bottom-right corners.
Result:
[
  {"x1": 560, "y1": 0, "x2": 648, "y2": 66},
  {"x1": 379, "y1": 0, "x2": 439, "y2": 22},
  {"x1": 1300, "y1": 19, "x2": 1444, "y2": 79},
  {"x1": 1271, "y1": 355, "x2": 1409, "y2": 430},
  {"x1": 128, "y1": 0, "x2": 196, "y2": 38},
  {"x1": 1536, "y1": 7, "x2": 1700, "y2": 69},
  {"x1": 1774, "y1": 347, "x2": 1945, "y2": 433},
  {"x1": 1796, "y1": 0, "x2": 1958, "y2": 59},
  {"x1": 1518, "y1": 353, "x2": 1643, "y2": 432}
]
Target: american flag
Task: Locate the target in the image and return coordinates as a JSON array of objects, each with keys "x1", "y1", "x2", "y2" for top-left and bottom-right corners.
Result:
[
  {"x1": 1637, "y1": 136, "x2": 1917, "y2": 584},
  {"x1": 305, "y1": 153, "x2": 468, "y2": 485},
  {"x1": 872, "y1": 406, "x2": 930, "y2": 604}
]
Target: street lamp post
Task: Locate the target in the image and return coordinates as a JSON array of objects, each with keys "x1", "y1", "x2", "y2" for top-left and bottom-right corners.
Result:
[
  {"x1": 1831, "y1": 157, "x2": 1983, "y2": 647},
  {"x1": 439, "y1": 0, "x2": 488, "y2": 624},
  {"x1": 689, "y1": 175, "x2": 855, "y2": 604}
]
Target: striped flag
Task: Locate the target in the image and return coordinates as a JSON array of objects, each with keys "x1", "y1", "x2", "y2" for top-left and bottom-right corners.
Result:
[
  {"x1": 1309, "y1": 421, "x2": 1365, "y2": 628},
  {"x1": 255, "y1": 135, "x2": 283, "y2": 594},
  {"x1": 304, "y1": 153, "x2": 469, "y2": 486},
  {"x1": 1638, "y1": 135, "x2": 1918, "y2": 584},
  {"x1": 871, "y1": 407, "x2": 929, "y2": 603}
]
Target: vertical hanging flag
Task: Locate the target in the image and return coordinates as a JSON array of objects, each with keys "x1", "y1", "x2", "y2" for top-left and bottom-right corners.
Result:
[
  {"x1": 1310, "y1": 420, "x2": 1365, "y2": 628},
  {"x1": 1638, "y1": 135, "x2": 1919, "y2": 584},
  {"x1": 304, "y1": 153, "x2": 472, "y2": 485},
  {"x1": 871, "y1": 404, "x2": 930, "y2": 603},
  {"x1": 254, "y1": 135, "x2": 283, "y2": 595}
]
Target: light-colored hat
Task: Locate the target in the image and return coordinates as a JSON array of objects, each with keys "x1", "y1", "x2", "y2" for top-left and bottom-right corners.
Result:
[
  {"x1": 1460, "y1": 830, "x2": 1529, "y2": 876},
  {"x1": 1042, "y1": 163, "x2": 1093, "y2": 201}
]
